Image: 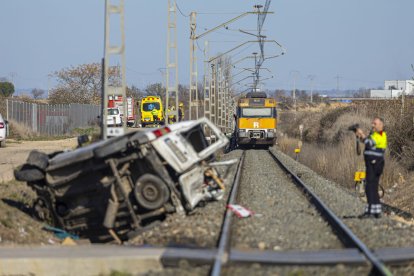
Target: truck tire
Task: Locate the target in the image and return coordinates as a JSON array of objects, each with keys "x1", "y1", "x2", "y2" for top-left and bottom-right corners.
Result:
[
  {"x1": 14, "y1": 164, "x2": 45, "y2": 182},
  {"x1": 0, "y1": 140, "x2": 5, "y2": 148},
  {"x1": 134, "y1": 174, "x2": 170, "y2": 210},
  {"x1": 26, "y1": 150, "x2": 49, "y2": 170}
]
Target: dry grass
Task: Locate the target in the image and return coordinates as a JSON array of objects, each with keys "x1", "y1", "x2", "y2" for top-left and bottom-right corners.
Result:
[
  {"x1": 0, "y1": 180, "x2": 54, "y2": 244},
  {"x1": 280, "y1": 100, "x2": 414, "y2": 170},
  {"x1": 8, "y1": 119, "x2": 38, "y2": 140},
  {"x1": 278, "y1": 136, "x2": 406, "y2": 190},
  {"x1": 277, "y1": 100, "x2": 414, "y2": 211}
]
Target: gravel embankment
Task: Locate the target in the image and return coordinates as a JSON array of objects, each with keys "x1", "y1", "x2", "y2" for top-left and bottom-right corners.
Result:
[
  {"x1": 143, "y1": 264, "x2": 372, "y2": 276},
  {"x1": 271, "y1": 146, "x2": 414, "y2": 249},
  {"x1": 231, "y1": 150, "x2": 342, "y2": 251},
  {"x1": 129, "y1": 150, "x2": 243, "y2": 247},
  {"x1": 224, "y1": 264, "x2": 370, "y2": 276}
]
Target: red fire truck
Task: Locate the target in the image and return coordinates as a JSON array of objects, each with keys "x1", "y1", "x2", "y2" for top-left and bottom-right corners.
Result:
[{"x1": 108, "y1": 96, "x2": 135, "y2": 127}]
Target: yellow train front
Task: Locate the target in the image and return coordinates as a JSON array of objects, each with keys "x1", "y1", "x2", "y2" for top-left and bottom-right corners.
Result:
[{"x1": 236, "y1": 92, "x2": 277, "y2": 147}]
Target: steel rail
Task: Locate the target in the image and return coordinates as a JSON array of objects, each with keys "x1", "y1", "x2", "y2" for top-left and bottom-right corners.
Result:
[
  {"x1": 267, "y1": 150, "x2": 392, "y2": 276},
  {"x1": 210, "y1": 152, "x2": 245, "y2": 276}
]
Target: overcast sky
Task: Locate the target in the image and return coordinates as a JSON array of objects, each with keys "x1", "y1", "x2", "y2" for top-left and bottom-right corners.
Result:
[{"x1": 1, "y1": 0, "x2": 413, "y2": 92}]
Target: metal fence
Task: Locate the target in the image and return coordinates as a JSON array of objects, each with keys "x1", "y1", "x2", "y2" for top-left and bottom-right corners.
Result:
[{"x1": 6, "y1": 99, "x2": 100, "y2": 136}]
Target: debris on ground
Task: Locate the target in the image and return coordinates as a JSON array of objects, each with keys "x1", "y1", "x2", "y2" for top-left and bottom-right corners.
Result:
[{"x1": 227, "y1": 204, "x2": 254, "y2": 218}]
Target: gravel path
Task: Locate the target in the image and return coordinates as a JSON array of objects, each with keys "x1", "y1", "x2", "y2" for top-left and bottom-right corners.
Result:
[
  {"x1": 129, "y1": 150, "x2": 243, "y2": 248},
  {"x1": 271, "y1": 146, "x2": 414, "y2": 249},
  {"x1": 231, "y1": 150, "x2": 342, "y2": 251}
]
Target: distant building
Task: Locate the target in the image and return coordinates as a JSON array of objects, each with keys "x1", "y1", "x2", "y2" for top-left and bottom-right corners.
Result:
[{"x1": 370, "y1": 80, "x2": 414, "y2": 98}]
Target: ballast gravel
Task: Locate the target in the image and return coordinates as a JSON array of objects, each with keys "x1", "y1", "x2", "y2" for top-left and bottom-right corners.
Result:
[
  {"x1": 130, "y1": 147, "x2": 414, "y2": 275},
  {"x1": 231, "y1": 149, "x2": 342, "y2": 250},
  {"x1": 271, "y1": 146, "x2": 414, "y2": 249}
]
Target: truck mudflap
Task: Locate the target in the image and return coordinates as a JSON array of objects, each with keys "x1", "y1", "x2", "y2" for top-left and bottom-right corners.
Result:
[{"x1": 14, "y1": 118, "x2": 231, "y2": 243}]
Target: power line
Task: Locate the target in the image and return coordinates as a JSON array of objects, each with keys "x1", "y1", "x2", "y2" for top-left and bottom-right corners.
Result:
[
  {"x1": 125, "y1": 66, "x2": 159, "y2": 76},
  {"x1": 198, "y1": 12, "x2": 245, "y2": 15},
  {"x1": 175, "y1": 1, "x2": 189, "y2": 17},
  {"x1": 196, "y1": 39, "x2": 203, "y2": 52}
]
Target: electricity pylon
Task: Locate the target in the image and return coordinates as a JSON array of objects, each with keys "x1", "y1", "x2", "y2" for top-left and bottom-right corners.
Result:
[
  {"x1": 189, "y1": 11, "x2": 199, "y2": 120},
  {"x1": 210, "y1": 62, "x2": 217, "y2": 126},
  {"x1": 166, "y1": 0, "x2": 179, "y2": 123},
  {"x1": 190, "y1": 9, "x2": 274, "y2": 122},
  {"x1": 103, "y1": 0, "x2": 127, "y2": 139},
  {"x1": 203, "y1": 41, "x2": 211, "y2": 121}
]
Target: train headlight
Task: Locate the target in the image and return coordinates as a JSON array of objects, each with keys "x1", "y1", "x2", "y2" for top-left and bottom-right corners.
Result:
[
  {"x1": 267, "y1": 129, "x2": 276, "y2": 138},
  {"x1": 238, "y1": 129, "x2": 248, "y2": 138}
]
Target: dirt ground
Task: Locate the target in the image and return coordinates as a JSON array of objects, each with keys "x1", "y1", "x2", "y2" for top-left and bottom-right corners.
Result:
[
  {"x1": 0, "y1": 137, "x2": 77, "y2": 245},
  {"x1": 0, "y1": 138, "x2": 77, "y2": 183},
  {"x1": 0, "y1": 138, "x2": 78, "y2": 245}
]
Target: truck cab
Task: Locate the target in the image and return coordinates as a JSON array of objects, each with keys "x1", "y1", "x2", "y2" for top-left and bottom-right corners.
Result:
[{"x1": 141, "y1": 96, "x2": 164, "y2": 127}]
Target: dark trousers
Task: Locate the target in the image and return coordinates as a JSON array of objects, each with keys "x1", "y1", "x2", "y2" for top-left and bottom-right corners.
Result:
[{"x1": 364, "y1": 156, "x2": 384, "y2": 214}]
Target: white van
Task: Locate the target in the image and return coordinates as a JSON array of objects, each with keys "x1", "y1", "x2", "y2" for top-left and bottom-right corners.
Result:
[
  {"x1": 0, "y1": 114, "x2": 7, "y2": 148},
  {"x1": 15, "y1": 118, "x2": 233, "y2": 242},
  {"x1": 106, "y1": 107, "x2": 123, "y2": 126}
]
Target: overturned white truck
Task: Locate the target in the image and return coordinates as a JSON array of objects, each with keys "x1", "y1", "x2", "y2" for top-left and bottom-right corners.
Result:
[{"x1": 15, "y1": 118, "x2": 229, "y2": 242}]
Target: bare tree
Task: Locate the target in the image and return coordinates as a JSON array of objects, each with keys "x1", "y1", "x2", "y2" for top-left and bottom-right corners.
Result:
[
  {"x1": 144, "y1": 83, "x2": 165, "y2": 97},
  {"x1": 126, "y1": 85, "x2": 145, "y2": 99},
  {"x1": 31, "y1": 88, "x2": 45, "y2": 99},
  {"x1": 48, "y1": 63, "x2": 120, "y2": 105}
]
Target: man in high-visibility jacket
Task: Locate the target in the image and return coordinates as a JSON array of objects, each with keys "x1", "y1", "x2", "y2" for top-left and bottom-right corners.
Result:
[
  {"x1": 356, "y1": 117, "x2": 387, "y2": 219},
  {"x1": 151, "y1": 108, "x2": 159, "y2": 122}
]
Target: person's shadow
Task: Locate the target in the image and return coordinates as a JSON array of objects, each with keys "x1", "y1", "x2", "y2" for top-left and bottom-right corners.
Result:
[{"x1": 2, "y1": 197, "x2": 34, "y2": 217}]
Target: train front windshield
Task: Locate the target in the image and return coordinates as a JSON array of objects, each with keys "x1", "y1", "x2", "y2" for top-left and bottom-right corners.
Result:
[{"x1": 241, "y1": 108, "x2": 274, "y2": 118}]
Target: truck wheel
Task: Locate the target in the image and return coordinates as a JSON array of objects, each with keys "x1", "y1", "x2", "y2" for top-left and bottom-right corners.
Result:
[
  {"x1": 0, "y1": 140, "x2": 5, "y2": 148},
  {"x1": 134, "y1": 174, "x2": 170, "y2": 210}
]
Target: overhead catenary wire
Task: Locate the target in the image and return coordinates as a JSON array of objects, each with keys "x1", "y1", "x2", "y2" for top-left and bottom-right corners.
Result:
[
  {"x1": 125, "y1": 66, "x2": 159, "y2": 76},
  {"x1": 196, "y1": 39, "x2": 203, "y2": 52},
  {"x1": 175, "y1": 0, "x2": 189, "y2": 17}
]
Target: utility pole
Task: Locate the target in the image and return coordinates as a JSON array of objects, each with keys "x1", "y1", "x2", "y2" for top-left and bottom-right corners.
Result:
[
  {"x1": 291, "y1": 71, "x2": 299, "y2": 116},
  {"x1": 252, "y1": 52, "x2": 258, "y2": 91},
  {"x1": 9, "y1": 72, "x2": 17, "y2": 85},
  {"x1": 335, "y1": 75, "x2": 341, "y2": 92},
  {"x1": 166, "y1": 0, "x2": 179, "y2": 123},
  {"x1": 210, "y1": 62, "x2": 217, "y2": 126},
  {"x1": 308, "y1": 75, "x2": 315, "y2": 103},
  {"x1": 102, "y1": 0, "x2": 127, "y2": 139},
  {"x1": 189, "y1": 8, "x2": 276, "y2": 122},
  {"x1": 221, "y1": 65, "x2": 227, "y2": 130},
  {"x1": 217, "y1": 64, "x2": 223, "y2": 130},
  {"x1": 203, "y1": 40, "x2": 211, "y2": 121},
  {"x1": 189, "y1": 11, "x2": 198, "y2": 120}
]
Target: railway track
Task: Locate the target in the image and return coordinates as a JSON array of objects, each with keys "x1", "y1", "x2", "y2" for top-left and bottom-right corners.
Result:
[
  {"x1": 3, "y1": 149, "x2": 414, "y2": 276},
  {"x1": 210, "y1": 150, "x2": 391, "y2": 276}
]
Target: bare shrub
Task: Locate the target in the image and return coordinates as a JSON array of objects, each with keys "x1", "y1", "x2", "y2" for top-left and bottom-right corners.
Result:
[
  {"x1": 277, "y1": 135, "x2": 298, "y2": 154},
  {"x1": 0, "y1": 96, "x2": 6, "y2": 116},
  {"x1": 278, "y1": 101, "x2": 414, "y2": 211},
  {"x1": 321, "y1": 112, "x2": 371, "y2": 145},
  {"x1": 278, "y1": 135, "x2": 406, "y2": 190},
  {"x1": 8, "y1": 119, "x2": 37, "y2": 140}
]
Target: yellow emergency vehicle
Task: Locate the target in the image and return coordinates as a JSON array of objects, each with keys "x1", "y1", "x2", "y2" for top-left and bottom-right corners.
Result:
[
  {"x1": 141, "y1": 96, "x2": 164, "y2": 127},
  {"x1": 236, "y1": 92, "x2": 277, "y2": 147}
]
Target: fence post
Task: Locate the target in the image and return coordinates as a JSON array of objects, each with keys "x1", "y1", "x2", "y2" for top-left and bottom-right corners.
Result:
[{"x1": 32, "y1": 103, "x2": 38, "y2": 133}]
